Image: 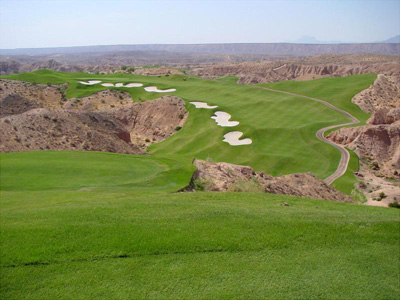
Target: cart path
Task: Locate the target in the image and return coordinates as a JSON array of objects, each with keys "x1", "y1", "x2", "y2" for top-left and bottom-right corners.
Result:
[{"x1": 257, "y1": 86, "x2": 359, "y2": 185}]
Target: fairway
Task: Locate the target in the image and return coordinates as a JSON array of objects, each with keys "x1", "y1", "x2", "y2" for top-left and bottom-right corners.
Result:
[
  {"x1": 1, "y1": 71, "x2": 376, "y2": 185},
  {"x1": 0, "y1": 151, "x2": 399, "y2": 299}
]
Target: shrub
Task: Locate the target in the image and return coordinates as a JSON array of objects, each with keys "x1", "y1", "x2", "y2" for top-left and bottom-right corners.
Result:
[
  {"x1": 379, "y1": 192, "x2": 387, "y2": 199},
  {"x1": 371, "y1": 162, "x2": 380, "y2": 170},
  {"x1": 145, "y1": 138, "x2": 150, "y2": 143},
  {"x1": 127, "y1": 67, "x2": 135, "y2": 72},
  {"x1": 358, "y1": 181, "x2": 367, "y2": 189},
  {"x1": 388, "y1": 202, "x2": 400, "y2": 209},
  {"x1": 175, "y1": 126, "x2": 182, "y2": 131},
  {"x1": 121, "y1": 65, "x2": 127, "y2": 70}
]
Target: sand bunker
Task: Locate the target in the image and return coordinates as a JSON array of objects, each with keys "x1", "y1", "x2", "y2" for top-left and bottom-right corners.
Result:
[
  {"x1": 79, "y1": 80, "x2": 102, "y2": 85},
  {"x1": 223, "y1": 131, "x2": 252, "y2": 146},
  {"x1": 145, "y1": 86, "x2": 176, "y2": 93},
  {"x1": 190, "y1": 102, "x2": 218, "y2": 109},
  {"x1": 125, "y1": 83, "x2": 143, "y2": 87},
  {"x1": 211, "y1": 111, "x2": 239, "y2": 127},
  {"x1": 190, "y1": 102, "x2": 251, "y2": 146},
  {"x1": 100, "y1": 83, "x2": 143, "y2": 88}
]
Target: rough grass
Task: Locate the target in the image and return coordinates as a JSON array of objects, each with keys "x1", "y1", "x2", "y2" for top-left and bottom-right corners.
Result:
[
  {"x1": 1, "y1": 71, "x2": 375, "y2": 182},
  {"x1": 1, "y1": 151, "x2": 399, "y2": 300}
]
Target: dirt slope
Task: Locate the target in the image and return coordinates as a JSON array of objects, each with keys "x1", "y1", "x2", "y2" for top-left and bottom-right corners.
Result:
[
  {"x1": 187, "y1": 159, "x2": 353, "y2": 203},
  {"x1": 0, "y1": 79, "x2": 187, "y2": 154},
  {"x1": 191, "y1": 54, "x2": 400, "y2": 84},
  {"x1": 328, "y1": 109, "x2": 400, "y2": 177},
  {"x1": 352, "y1": 74, "x2": 400, "y2": 113}
]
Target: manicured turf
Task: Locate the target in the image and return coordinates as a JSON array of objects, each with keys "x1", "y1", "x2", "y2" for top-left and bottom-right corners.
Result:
[
  {"x1": 1, "y1": 151, "x2": 399, "y2": 300},
  {"x1": 1, "y1": 71, "x2": 375, "y2": 182},
  {"x1": 260, "y1": 74, "x2": 375, "y2": 124},
  {"x1": 2, "y1": 72, "x2": 391, "y2": 299},
  {"x1": 331, "y1": 148, "x2": 360, "y2": 195}
]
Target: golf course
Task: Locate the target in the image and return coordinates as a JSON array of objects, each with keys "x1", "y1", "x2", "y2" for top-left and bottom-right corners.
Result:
[{"x1": 1, "y1": 70, "x2": 399, "y2": 299}]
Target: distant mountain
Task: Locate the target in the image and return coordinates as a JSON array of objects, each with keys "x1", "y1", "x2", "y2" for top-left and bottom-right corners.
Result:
[
  {"x1": 290, "y1": 36, "x2": 345, "y2": 44},
  {"x1": 1, "y1": 43, "x2": 399, "y2": 56},
  {"x1": 380, "y1": 35, "x2": 400, "y2": 43}
]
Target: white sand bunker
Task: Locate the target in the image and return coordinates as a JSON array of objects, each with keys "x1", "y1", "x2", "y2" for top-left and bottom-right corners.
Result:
[
  {"x1": 125, "y1": 83, "x2": 143, "y2": 87},
  {"x1": 190, "y1": 102, "x2": 218, "y2": 109},
  {"x1": 211, "y1": 111, "x2": 239, "y2": 127},
  {"x1": 144, "y1": 86, "x2": 176, "y2": 93},
  {"x1": 223, "y1": 131, "x2": 252, "y2": 146},
  {"x1": 100, "y1": 83, "x2": 143, "y2": 88},
  {"x1": 79, "y1": 80, "x2": 102, "y2": 85}
]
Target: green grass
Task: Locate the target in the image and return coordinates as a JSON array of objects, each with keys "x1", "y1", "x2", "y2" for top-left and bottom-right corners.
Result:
[
  {"x1": 260, "y1": 74, "x2": 375, "y2": 124},
  {"x1": 0, "y1": 70, "x2": 396, "y2": 299},
  {"x1": 1, "y1": 71, "x2": 375, "y2": 182},
  {"x1": 331, "y1": 148, "x2": 360, "y2": 195},
  {"x1": 259, "y1": 74, "x2": 375, "y2": 193},
  {"x1": 1, "y1": 151, "x2": 399, "y2": 300},
  {"x1": 217, "y1": 75, "x2": 239, "y2": 83},
  {"x1": 0, "y1": 151, "x2": 193, "y2": 193}
]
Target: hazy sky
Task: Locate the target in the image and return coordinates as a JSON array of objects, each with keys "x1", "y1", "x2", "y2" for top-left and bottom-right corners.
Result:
[{"x1": 0, "y1": 0, "x2": 399, "y2": 49}]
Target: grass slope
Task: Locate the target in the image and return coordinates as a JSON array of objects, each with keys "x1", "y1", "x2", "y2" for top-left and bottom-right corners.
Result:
[
  {"x1": 260, "y1": 74, "x2": 375, "y2": 124},
  {"x1": 1, "y1": 71, "x2": 375, "y2": 181},
  {"x1": 260, "y1": 74, "x2": 375, "y2": 193},
  {"x1": 1, "y1": 151, "x2": 399, "y2": 300},
  {"x1": 331, "y1": 148, "x2": 360, "y2": 195}
]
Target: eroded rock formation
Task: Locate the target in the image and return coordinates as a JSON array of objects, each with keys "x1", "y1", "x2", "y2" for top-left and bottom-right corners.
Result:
[{"x1": 186, "y1": 159, "x2": 353, "y2": 203}]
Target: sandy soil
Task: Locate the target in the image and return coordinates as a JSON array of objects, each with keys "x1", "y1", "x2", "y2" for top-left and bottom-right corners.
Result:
[
  {"x1": 223, "y1": 131, "x2": 252, "y2": 146},
  {"x1": 79, "y1": 80, "x2": 101, "y2": 85},
  {"x1": 144, "y1": 86, "x2": 176, "y2": 93},
  {"x1": 125, "y1": 83, "x2": 143, "y2": 87},
  {"x1": 79, "y1": 82, "x2": 144, "y2": 88},
  {"x1": 211, "y1": 111, "x2": 239, "y2": 127},
  {"x1": 190, "y1": 102, "x2": 218, "y2": 109},
  {"x1": 356, "y1": 164, "x2": 399, "y2": 207}
]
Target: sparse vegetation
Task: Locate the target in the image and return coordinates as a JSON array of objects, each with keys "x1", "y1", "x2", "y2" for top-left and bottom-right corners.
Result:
[
  {"x1": 379, "y1": 192, "x2": 387, "y2": 199},
  {"x1": 388, "y1": 202, "x2": 400, "y2": 209}
]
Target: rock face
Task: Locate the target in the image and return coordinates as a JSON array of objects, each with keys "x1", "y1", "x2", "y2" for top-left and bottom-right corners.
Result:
[
  {"x1": 0, "y1": 79, "x2": 67, "y2": 111},
  {"x1": 187, "y1": 159, "x2": 353, "y2": 203},
  {"x1": 352, "y1": 74, "x2": 400, "y2": 113},
  {"x1": 328, "y1": 109, "x2": 400, "y2": 177},
  {"x1": 0, "y1": 108, "x2": 142, "y2": 154},
  {"x1": 191, "y1": 54, "x2": 400, "y2": 84},
  {"x1": 0, "y1": 79, "x2": 187, "y2": 154},
  {"x1": 132, "y1": 67, "x2": 183, "y2": 76}
]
